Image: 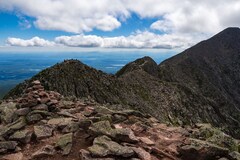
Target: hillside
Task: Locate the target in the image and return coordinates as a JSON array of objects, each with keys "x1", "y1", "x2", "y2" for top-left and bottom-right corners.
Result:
[
  {"x1": 4, "y1": 28, "x2": 240, "y2": 138},
  {"x1": 0, "y1": 80, "x2": 239, "y2": 160}
]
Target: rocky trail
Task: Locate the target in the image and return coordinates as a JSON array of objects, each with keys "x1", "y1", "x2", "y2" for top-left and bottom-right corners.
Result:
[{"x1": 0, "y1": 80, "x2": 239, "y2": 160}]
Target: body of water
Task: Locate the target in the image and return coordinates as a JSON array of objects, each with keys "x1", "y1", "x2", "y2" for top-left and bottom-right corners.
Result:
[{"x1": 0, "y1": 50, "x2": 176, "y2": 98}]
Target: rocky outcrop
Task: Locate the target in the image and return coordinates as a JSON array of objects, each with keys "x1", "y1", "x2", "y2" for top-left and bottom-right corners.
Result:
[{"x1": 0, "y1": 81, "x2": 239, "y2": 160}]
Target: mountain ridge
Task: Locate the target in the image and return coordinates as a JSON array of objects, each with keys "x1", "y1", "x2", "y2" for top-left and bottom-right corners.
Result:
[{"x1": 4, "y1": 27, "x2": 240, "y2": 138}]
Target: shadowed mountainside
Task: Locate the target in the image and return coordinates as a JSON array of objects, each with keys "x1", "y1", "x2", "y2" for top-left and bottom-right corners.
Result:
[{"x1": 4, "y1": 27, "x2": 240, "y2": 138}]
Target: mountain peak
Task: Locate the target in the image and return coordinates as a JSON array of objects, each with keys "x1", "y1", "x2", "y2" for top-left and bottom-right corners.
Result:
[{"x1": 116, "y1": 56, "x2": 158, "y2": 77}]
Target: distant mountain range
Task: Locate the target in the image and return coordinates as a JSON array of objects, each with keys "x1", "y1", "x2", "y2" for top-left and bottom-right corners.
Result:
[{"x1": 4, "y1": 27, "x2": 240, "y2": 138}]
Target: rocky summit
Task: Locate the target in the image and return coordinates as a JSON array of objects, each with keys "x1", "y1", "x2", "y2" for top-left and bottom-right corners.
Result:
[
  {"x1": 4, "y1": 28, "x2": 240, "y2": 139},
  {"x1": 0, "y1": 80, "x2": 239, "y2": 160}
]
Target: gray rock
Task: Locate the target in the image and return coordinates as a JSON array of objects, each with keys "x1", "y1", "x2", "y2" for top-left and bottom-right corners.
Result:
[
  {"x1": 9, "y1": 129, "x2": 32, "y2": 144},
  {"x1": 88, "y1": 135, "x2": 134, "y2": 157},
  {"x1": 32, "y1": 104, "x2": 48, "y2": 111},
  {"x1": 47, "y1": 118, "x2": 72, "y2": 129},
  {"x1": 0, "y1": 102, "x2": 17, "y2": 124},
  {"x1": 34, "y1": 125, "x2": 53, "y2": 140},
  {"x1": 0, "y1": 117, "x2": 27, "y2": 138},
  {"x1": 62, "y1": 122, "x2": 79, "y2": 133},
  {"x1": 55, "y1": 133, "x2": 73, "y2": 155},
  {"x1": 15, "y1": 108, "x2": 30, "y2": 116},
  {"x1": 89, "y1": 120, "x2": 138, "y2": 143},
  {"x1": 0, "y1": 141, "x2": 18, "y2": 153},
  {"x1": 228, "y1": 151, "x2": 240, "y2": 160},
  {"x1": 178, "y1": 138, "x2": 229, "y2": 160},
  {"x1": 31, "y1": 145, "x2": 55, "y2": 159}
]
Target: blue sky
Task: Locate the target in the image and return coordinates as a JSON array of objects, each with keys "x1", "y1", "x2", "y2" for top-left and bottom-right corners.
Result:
[{"x1": 0, "y1": 0, "x2": 239, "y2": 50}]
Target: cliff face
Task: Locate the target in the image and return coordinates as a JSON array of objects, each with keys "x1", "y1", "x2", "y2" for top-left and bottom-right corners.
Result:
[{"x1": 4, "y1": 28, "x2": 240, "y2": 138}]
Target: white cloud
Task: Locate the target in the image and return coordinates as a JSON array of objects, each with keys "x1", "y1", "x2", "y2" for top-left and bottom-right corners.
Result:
[
  {"x1": 1, "y1": 0, "x2": 240, "y2": 49},
  {"x1": 7, "y1": 31, "x2": 198, "y2": 49},
  {"x1": 0, "y1": 0, "x2": 129, "y2": 33},
  {"x1": 7, "y1": 37, "x2": 55, "y2": 47}
]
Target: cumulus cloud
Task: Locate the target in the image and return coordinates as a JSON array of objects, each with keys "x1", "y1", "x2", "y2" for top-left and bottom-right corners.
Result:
[
  {"x1": 7, "y1": 37, "x2": 55, "y2": 47},
  {"x1": 7, "y1": 31, "x2": 197, "y2": 49},
  {"x1": 2, "y1": 0, "x2": 240, "y2": 49},
  {"x1": 0, "y1": 0, "x2": 128, "y2": 33},
  {"x1": 1, "y1": 0, "x2": 240, "y2": 34}
]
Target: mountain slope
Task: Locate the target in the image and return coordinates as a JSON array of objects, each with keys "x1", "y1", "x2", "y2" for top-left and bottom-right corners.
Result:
[
  {"x1": 158, "y1": 27, "x2": 240, "y2": 136},
  {"x1": 4, "y1": 28, "x2": 240, "y2": 138}
]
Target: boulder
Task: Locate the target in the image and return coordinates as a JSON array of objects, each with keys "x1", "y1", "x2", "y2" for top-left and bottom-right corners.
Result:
[
  {"x1": 47, "y1": 118, "x2": 72, "y2": 129},
  {"x1": 55, "y1": 133, "x2": 73, "y2": 155},
  {"x1": 89, "y1": 120, "x2": 138, "y2": 143},
  {"x1": 32, "y1": 104, "x2": 48, "y2": 111},
  {"x1": 0, "y1": 102, "x2": 17, "y2": 124},
  {"x1": 34, "y1": 125, "x2": 53, "y2": 140},
  {"x1": 0, "y1": 117, "x2": 27, "y2": 138},
  {"x1": 88, "y1": 135, "x2": 134, "y2": 157},
  {"x1": 0, "y1": 141, "x2": 18, "y2": 153},
  {"x1": 9, "y1": 129, "x2": 32, "y2": 143},
  {"x1": 15, "y1": 108, "x2": 30, "y2": 116},
  {"x1": 62, "y1": 122, "x2": 79, "y2": 133},
  {"x1": 114, "y1": 128, "x2": 138, "y2": 143},
  {"x1": 31, "y1": 145, "x2": 55, "y2": 159},
  {"x1": 89, "y1": 120, "x2": 113, "y2": 137},
  {"x1": 79, "y1": 149, "x2": 115, "y2": 160},
  {"x1": 26, "y1": 114, "x2": 43, "y2": 123},
  {"x1": 178, "y1": 138, "x2": 229, "y2": 160}
]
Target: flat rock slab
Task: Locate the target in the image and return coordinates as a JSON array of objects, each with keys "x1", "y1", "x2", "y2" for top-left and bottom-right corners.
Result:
[
  {"x1": 31, "y1": 145, "x2": 55, "y2": 159},
  {"x1": 88, "y1": 135, "x2": 134, "y2": 158},
  {"x1": 34, "y1": 125, "x2": 53, "y2": 140}
]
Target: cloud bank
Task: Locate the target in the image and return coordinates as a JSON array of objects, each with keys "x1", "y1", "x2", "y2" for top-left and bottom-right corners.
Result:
[
  {"x1": 7, "y1": 31, "x2": 197, "y2": 49},
  {"x1": 1, "y1": 0, "x2": 240, "y2": 34},
  {"x1": 1, "y1": 0, "x2": 240, "y2": 49}
]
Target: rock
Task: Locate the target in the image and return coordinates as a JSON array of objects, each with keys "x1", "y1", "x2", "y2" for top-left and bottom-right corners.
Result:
[
  {"x1": 228, "y1": 151, "x2": 240, "y2": 160},
  {"x1": 0, "y1": 102, "x2": 17, "y2": 124},
  {"x1": 26, "y1": 114, "x2": 43, "y2": 123},
  {"x1": 78, "y1": 119, "x2": 92, "y2": 130},
  {"x1": 112, "y1": 114, "x2": 127, "y2": 123},
  {"x1": 57, "y1": 111, "x2": 77, "y2": 118},
  {"x1": 31, "y1": 145, "x2": 55, "y2": 159},
  {"x1": 47, "y1": 118, "x2": 72, "y2": 129},
  {"x1": 114, "y1": 128, "x2": 139, "y2": 143},
  {"x1": 89, "y1": 120, "x2": 138, "y2": 143},
  {"x1": 34, "y1": 125, "x2": 53, "y2": 140},
  {"x1": 55, "y1": 133, "x2": 73, "y2": 155},
  {"x1": 62, "y1": 122, "x2": 79, "y2": 133},
  {"x1": 9, "y1": 129, "x2": 32, "y2": 143},
  {"x1": 95, "y1": 106, "x2": 115, "y2": 115},
  {"x1": 139, "y1": 137, "x2": 155, "y2": 146},
  {"x1": 89, "y1": 120, "x2": 113, "y2": 137},
  {"x1": 88, "y1": 136, "x2": 134, "y2": 157},
  {"x1": 0, "y1": 152, "x2": 23, "y2": 160},
  {"x1": 79, "y1": 149, "x2": 115, "y2": 160},
  {"x1": 0, "y1": 117, "x2": 27, "y2": 138},
  {"x1": 32, "y1": 80, "x2": 41, "y2": 85},
  {"x1": 132, "y1": 147, "x2": 151, "y2": 160},
  {"x1": 178, "y1": 138, "x2": 229, "y2": 160},
  {"x1": 32, "y1": 104, "x2": 48, "y2": 111},
  {"x1": 0, "y1": 141, "x2": 18, "y2": 153},
  {"x1": 15, "y1": 108, "x2": 30, "y2": 116}
]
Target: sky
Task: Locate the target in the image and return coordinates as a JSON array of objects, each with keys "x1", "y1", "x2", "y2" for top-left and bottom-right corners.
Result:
[{"x1": 0, "y1": 0, "x2": 240, "y2": 51}]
